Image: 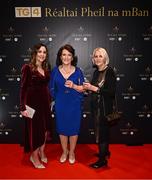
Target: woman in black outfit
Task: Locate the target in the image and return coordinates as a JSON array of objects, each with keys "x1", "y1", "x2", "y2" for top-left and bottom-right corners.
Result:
[{"x1": 83, "y1": 47, "x2": 116, "y2": 168}]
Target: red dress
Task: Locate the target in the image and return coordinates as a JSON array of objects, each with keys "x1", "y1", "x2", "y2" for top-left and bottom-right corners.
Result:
[{"x1": 20, "y1": 64, "x2": 51, "y2": 152}]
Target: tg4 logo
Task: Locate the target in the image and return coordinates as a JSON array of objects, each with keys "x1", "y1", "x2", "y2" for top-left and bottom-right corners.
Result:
[{"x1": 15, "y1": 7, "x2": 41, "y2": 17}]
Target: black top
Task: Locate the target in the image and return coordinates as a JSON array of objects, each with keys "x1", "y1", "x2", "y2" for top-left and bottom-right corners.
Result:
[{"x1": 91, "y1": 66, "x2": 116, "y2": 117}]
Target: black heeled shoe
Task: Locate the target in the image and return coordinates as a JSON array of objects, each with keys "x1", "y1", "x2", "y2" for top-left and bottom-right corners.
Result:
[
  {"x1": 89, "y1": 159, "x2": 108, "y2": 169},
  {"x1": 94, "y1": 151, "x2": 111, "y2": 159}
]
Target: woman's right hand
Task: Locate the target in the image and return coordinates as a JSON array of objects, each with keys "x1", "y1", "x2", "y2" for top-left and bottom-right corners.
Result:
[
  {"x1": 83, "y1": 82, "x2": 92, "y2": 90},
  {"x1": 21, "y1": 110, "x2": 29, "y2": 117},
  {"x1": 83, "y1": 82, "x2": 99, "y2": 92}
]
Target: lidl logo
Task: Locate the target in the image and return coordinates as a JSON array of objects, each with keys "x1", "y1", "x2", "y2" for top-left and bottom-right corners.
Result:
[{"x1": 15, "y1": 7, "x2": 41, "y2": 17}]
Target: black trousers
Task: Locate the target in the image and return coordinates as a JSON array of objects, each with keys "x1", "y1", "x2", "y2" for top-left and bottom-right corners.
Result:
[{"x1": 98, "y1": 117, "x2": 110, "y2": 160}]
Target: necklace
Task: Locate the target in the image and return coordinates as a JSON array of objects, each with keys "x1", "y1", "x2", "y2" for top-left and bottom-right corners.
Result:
[{"x1": 61, "y1": 66, "x2": 72, "y2": 74}]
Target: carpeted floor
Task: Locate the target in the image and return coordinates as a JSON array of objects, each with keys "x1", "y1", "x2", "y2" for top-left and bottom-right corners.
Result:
[{"x1": 0, "y1": 144, "x2": 152, "y2": 179}]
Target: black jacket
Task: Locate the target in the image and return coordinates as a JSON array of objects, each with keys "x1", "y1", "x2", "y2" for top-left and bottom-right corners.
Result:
[{"x1": 91, "y1": 66, "x2": 116, "y2": 118}]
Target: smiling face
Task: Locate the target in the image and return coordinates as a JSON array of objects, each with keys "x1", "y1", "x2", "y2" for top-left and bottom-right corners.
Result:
[
  {"x1": 36, "y1": 46, "x2": 47, "y2": 64},
  {"x1": 92, "y1": 48, "x2": 109, "y2": 70},
  {"x1": 60, "y1": 49, "x2": 73, "y2": 65},
  {"x1": 93, "y1": 50, "x2": 106, "y2": 67}
]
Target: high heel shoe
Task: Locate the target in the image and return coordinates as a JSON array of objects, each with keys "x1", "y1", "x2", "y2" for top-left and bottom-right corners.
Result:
[
  {"x1": 60, "y1": 150, "x2": 68, "y2": 163},
  {"x1": 30, "y1": 156, "x2": 45, "y2": 169},
  {"x1": 39, "y1": 151, "x2": 48, "y2": 164},
  {"x1": 89, "y1": 159, "x2": 107, "y2": 169},
  {"x1": 69, "y1": 153, "x2": 75, "y2": 164}
]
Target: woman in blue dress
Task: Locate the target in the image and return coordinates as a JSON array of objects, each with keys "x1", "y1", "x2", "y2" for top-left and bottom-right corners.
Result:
[{"x1": 49, "y1": 44, "x2": 84, "y2": 164}]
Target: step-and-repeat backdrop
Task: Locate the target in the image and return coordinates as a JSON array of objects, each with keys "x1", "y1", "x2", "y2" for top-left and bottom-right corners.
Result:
[{"x1": 0, "y1": 1, "x2": 151, "y2": 144}]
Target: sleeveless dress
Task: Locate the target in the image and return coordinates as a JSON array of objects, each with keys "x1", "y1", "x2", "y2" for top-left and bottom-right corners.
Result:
[{"x1": 49, "y1": 66, "x2": 84, "y2": 136}]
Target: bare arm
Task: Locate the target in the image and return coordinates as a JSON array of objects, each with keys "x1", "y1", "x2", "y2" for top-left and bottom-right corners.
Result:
[
  {"x1": 83, "y1": 82, "x2": 99, "y2": 92},
  {"x1": 65, "y1": 80, "x2": 84, "y2": 92}
]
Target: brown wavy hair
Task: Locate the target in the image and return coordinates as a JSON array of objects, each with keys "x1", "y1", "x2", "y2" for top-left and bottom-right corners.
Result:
[
  {"x1": 30, "y1": 43, "x2": 49, "y2": 71},
  {"x1": 56, "y1": 44, "x2": 78, "y2": 67}
]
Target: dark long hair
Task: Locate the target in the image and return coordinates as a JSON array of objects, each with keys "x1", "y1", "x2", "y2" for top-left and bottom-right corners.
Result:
[
  {"x1": 56, "y1": 44, "x2": 78, "y2": 67},
  {"x1": 30, "y1": 43, "x2": 49, "y2": 71}
]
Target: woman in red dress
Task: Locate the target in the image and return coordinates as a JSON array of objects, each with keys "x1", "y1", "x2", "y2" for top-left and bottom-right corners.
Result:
[{"x1": 20, "y1": 43, "x2": 52, "y2": 168}]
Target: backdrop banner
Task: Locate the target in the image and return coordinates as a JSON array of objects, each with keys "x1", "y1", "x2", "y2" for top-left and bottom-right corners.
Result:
[{"x1": 0, "y1": 0, "x2": 151, "y2": 144}]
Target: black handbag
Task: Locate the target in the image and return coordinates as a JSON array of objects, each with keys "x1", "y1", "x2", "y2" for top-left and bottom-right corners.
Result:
[
  {"x1": 97, "y1": 67, "x2": 121, "y2": 126},
  {"x1": 102, "y1": 95, "x2": 121, "y2": 126},
  {"x1": 97, "y1": 67, "x2": 121, "y2": 125}
]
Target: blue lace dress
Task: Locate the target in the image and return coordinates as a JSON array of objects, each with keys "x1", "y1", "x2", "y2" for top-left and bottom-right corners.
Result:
[{"x1": 49, "y1": 66, "x2": 84, "y2": 136}]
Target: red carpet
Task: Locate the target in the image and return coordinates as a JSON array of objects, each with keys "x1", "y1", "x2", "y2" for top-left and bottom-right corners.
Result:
[{"x1": 0, "y1": 144, "x2": 152, "y2": 179}]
